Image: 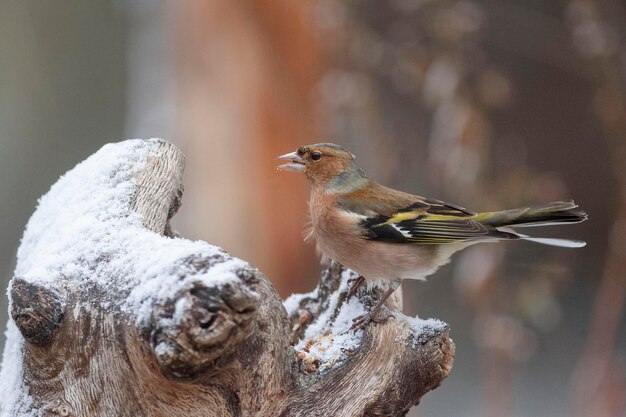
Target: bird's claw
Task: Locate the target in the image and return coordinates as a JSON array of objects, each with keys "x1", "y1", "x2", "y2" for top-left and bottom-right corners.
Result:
[
  {"x1": 349, "y1": 311, "x2": 395, "y2": 331},
  {"x1": 371, "y1": 312, "x2": 395, "y2": 323},
  {"x1": 346, "y1": 276, "x2": 359, "y2": 284}
]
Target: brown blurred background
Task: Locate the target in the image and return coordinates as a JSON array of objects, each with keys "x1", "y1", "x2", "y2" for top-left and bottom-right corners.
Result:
[{"x1": 1, "y1": 1, "x2": 625, "y2": 416}]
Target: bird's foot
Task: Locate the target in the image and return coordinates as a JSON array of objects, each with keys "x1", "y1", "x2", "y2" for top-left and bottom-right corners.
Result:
[
  {"x1": 350, "y1": 310, "x2": 395, "y2": 331},
  {"x1": 346, "y1": 275, "x2": 366, "y2": 299}
]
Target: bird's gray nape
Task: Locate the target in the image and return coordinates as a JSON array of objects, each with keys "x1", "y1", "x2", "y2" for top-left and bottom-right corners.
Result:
[{"x1": 325, "y1": 162, "x2": 368, "y2": 194}]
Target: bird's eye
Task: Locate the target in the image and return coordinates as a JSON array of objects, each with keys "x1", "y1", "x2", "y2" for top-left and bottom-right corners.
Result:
[{"x1": 311, "y1": 152, "x2": 322, "y2": 161}]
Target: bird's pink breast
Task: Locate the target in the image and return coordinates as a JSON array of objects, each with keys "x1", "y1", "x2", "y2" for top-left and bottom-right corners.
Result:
[{"x1": 308, "y1": 190, "x2": 448, "y2": 281}]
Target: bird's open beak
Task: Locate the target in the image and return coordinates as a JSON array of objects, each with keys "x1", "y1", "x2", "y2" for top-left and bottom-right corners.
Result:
[{"x1": 277, "y1": 151, "x2": 305, "y2": 172}]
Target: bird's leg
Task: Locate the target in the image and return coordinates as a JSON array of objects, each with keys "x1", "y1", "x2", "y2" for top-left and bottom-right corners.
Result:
[
  {"x1": 346, "y1": 275, "x2": 366, "y2": 299},
  {"x1": 350, "y1": 279, "x2": 401, "y2": 331}
]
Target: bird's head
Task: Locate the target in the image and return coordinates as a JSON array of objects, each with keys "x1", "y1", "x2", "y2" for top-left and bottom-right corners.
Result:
[{"x1": 277, "y1": 143, "x2": 368, "y2": 191}]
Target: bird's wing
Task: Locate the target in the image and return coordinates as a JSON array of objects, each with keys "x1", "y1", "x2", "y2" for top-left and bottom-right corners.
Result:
[{"x1": 338, "y1": 190, "x2": 513, "y2": 244}]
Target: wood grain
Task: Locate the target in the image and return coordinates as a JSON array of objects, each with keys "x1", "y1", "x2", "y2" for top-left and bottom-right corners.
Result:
[{"x1": 4, "y1": 139, "x2": 454, "y2": 417}]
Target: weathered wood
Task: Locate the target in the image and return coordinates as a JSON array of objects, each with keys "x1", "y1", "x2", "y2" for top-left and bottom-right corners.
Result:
[
  {"x1": 0, "y1": 139, "x2": 454, "y2": 417},
  {"x1": 10, "y1": 278, "x2": 64, "y2": 347},
  {"x1": 281, "y1": 263, "x2": 454, "y2": 417},
  {"x1": 132, "y1": 142, "x2": 185, "y2": 235}
]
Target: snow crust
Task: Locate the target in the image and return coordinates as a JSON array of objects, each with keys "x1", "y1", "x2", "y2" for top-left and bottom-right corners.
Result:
[{"x1": 1, "y1": 139, "x2": 247, "y2": 416}]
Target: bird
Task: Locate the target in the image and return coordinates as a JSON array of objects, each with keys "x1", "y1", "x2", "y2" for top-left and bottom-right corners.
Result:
[{"x1": 277, "y1": 143, "x2": 588, "y2": 330}]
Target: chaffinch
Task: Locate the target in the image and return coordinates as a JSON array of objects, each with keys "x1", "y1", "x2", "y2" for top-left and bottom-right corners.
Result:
[{"x1": 278, "y1": 143, "x2": 588, "y2": 329}]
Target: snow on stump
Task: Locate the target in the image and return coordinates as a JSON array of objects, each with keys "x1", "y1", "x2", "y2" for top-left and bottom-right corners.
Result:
[{"x1": 0, "y1": 139, "x2": 454, "y2": 417}]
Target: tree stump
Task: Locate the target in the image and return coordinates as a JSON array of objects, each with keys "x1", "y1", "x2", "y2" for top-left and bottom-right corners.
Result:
[{"x1": 0, "y1": 139, "x2": 454, "y2": 417}]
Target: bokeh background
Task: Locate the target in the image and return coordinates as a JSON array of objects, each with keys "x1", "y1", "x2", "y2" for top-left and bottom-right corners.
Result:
[{"x1": 1, "y1": 1, "x2": 625, "y2": 416}]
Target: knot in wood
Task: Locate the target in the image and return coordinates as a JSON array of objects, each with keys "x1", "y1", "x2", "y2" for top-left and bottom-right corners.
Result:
[
  {"x1": 150, "y1": 280, "x2": 259, "y2": 379},
  {"x1": 10, "y1": 277, "x2": 64, "y2": 346},
  {"x1": 42, "y1": 398, "x2": 74, "y2": 417}
]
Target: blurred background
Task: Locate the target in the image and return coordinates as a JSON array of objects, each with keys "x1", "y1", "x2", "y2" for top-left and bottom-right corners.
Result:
[{"x1": 1, "y1": 1, "x2": 625, "y2": 416}]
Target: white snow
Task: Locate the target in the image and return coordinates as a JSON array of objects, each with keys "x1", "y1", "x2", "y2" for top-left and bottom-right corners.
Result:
[
  {"x1": 303, "y1": 297, "x2": 367, "y2": 371},
  {"x1": 1, "y1": 139, "x2": 250, "y2": 416},
  {"x1": 289, "y1": 269, "x2": 365, "y2": 372},
  {"x1": 9, "y1": 138, "x2": 246, "y2": 321},
  {"x1": 403, "y1": 314, "x2": 447, "y2": 347},
  {"x1": 0, "y1": 323, "x2": 34, "y2": 417},
  {"x1": 283, "y1": 288, "x2": 317, "y2": 316}
]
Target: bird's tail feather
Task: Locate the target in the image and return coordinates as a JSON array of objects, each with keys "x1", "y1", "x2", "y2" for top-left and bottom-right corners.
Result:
[
  {"x1": 478, "y1": 201, "x2": 588, "y2": 248},
  {"x1": 509, "y1": 232, "x2": 586, "y2": 248},
  {"x1": 477, "y1": 201, "x2": 588, "y2": 228}
]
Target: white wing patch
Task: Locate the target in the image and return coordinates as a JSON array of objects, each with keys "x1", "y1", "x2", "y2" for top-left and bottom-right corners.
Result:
[{"x1": 390, "y1": 223, "x2": 413, "y2": 238}]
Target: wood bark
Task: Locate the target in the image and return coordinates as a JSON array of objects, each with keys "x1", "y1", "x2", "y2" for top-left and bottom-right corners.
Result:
[{"x1": 2, "y1": 139, "x2": 454, "y2": 417}]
